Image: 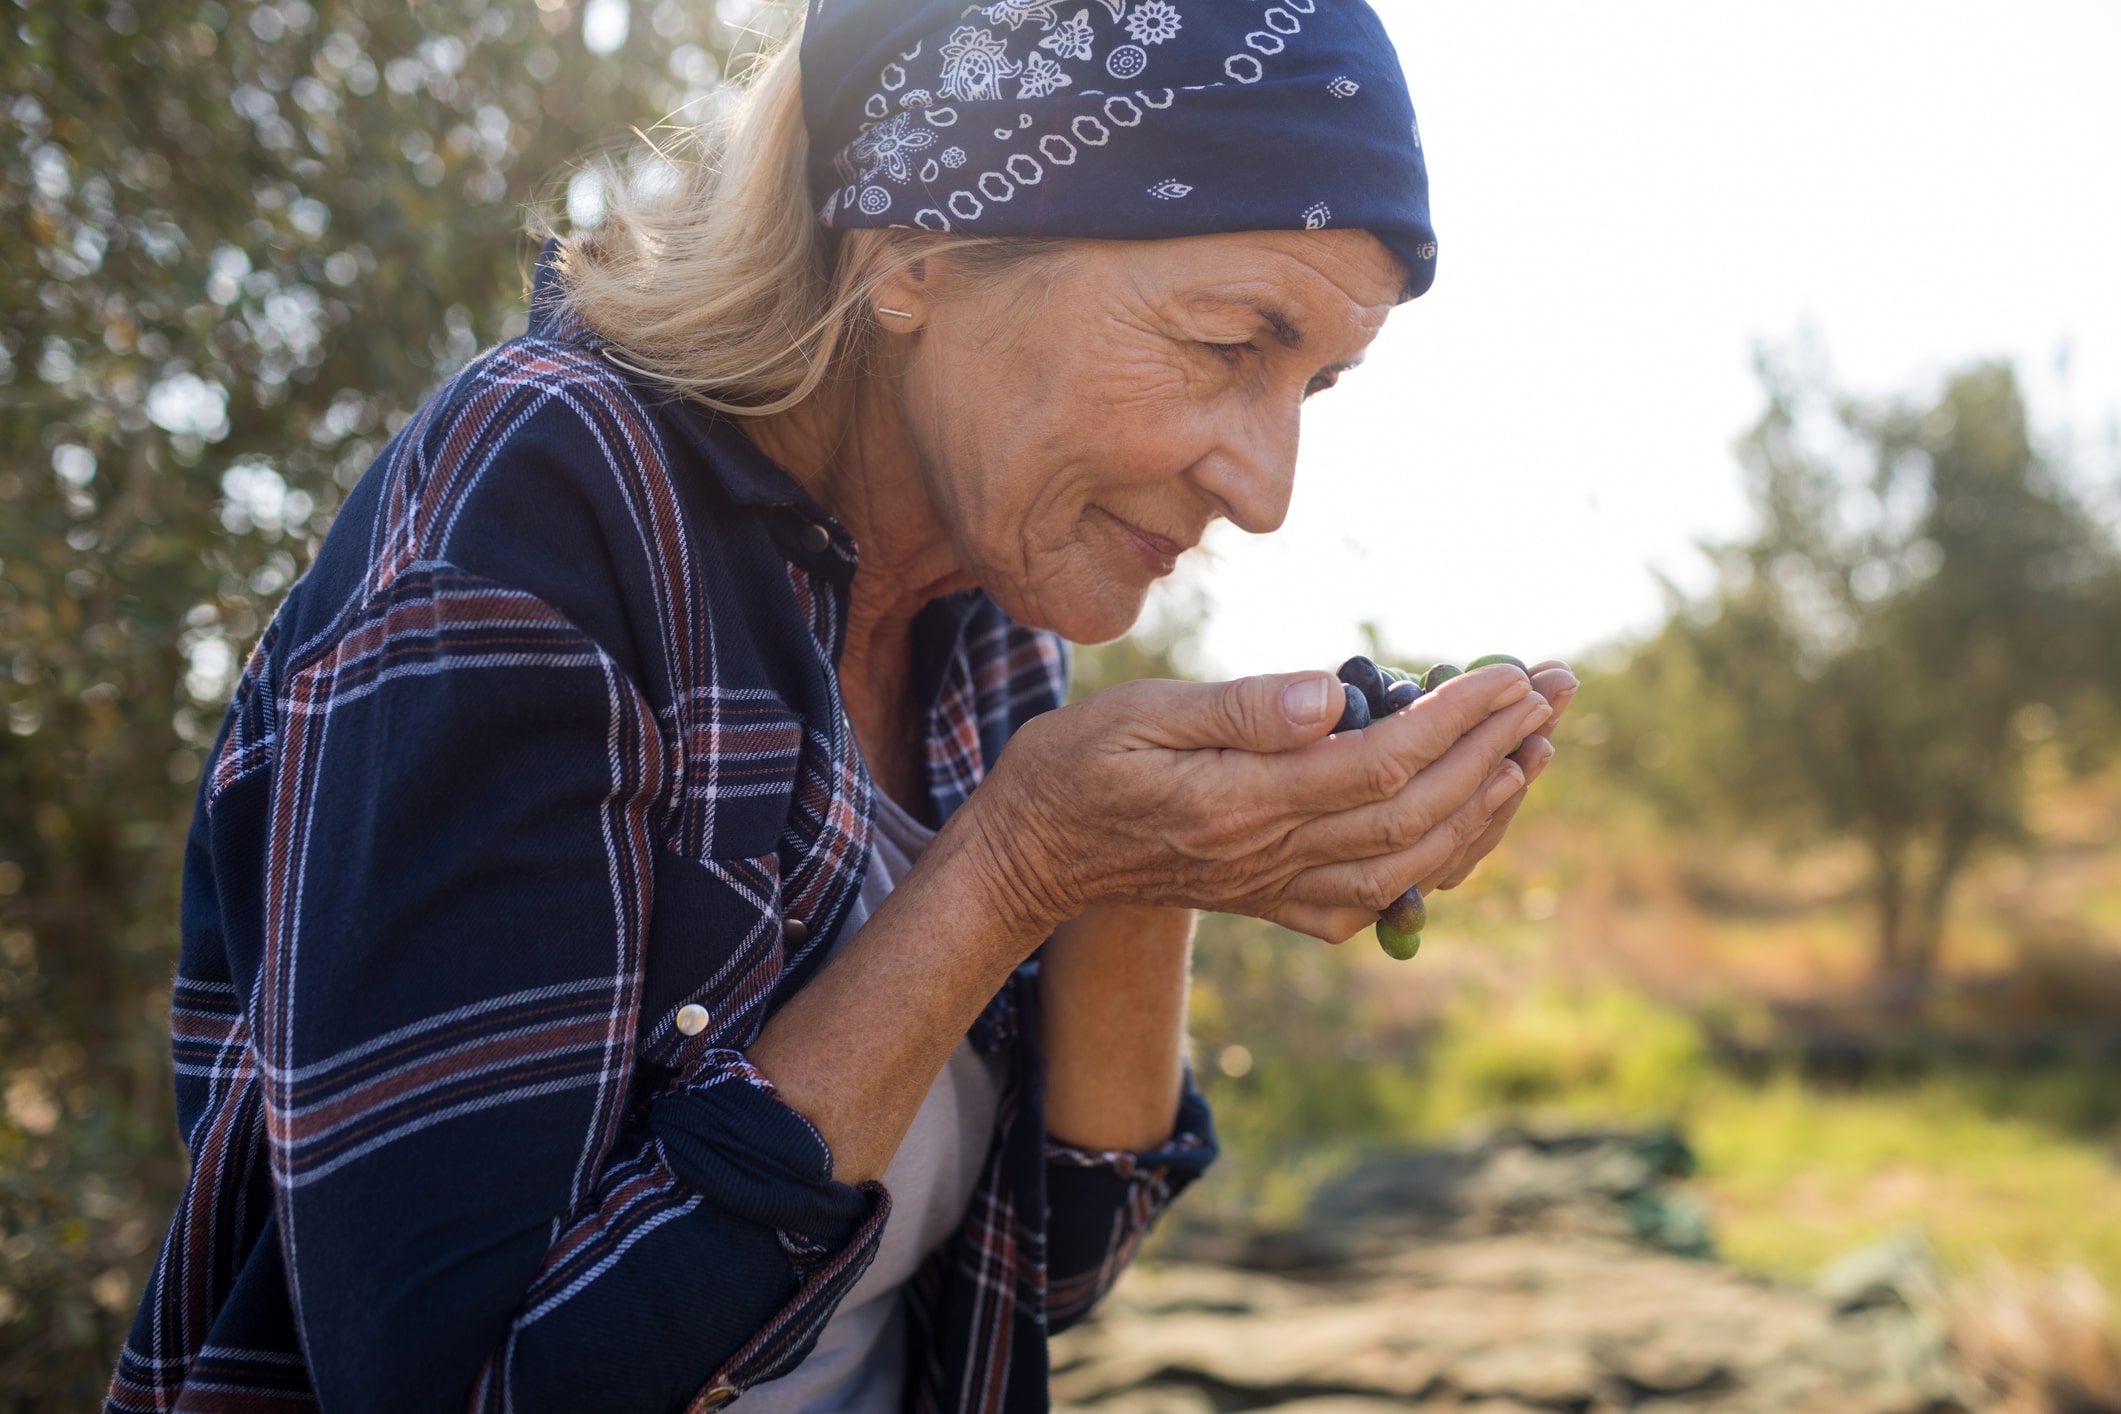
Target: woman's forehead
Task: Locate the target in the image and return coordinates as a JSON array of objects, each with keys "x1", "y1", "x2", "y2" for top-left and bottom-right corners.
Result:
[{"x1": 1108, "y1": 231, "x2": 1406, "y2": 322}]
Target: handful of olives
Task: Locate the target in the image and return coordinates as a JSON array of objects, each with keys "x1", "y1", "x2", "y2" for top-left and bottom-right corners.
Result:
[{"x1": 1330, "y1": 652, "x2": 1529, "y2": 960}]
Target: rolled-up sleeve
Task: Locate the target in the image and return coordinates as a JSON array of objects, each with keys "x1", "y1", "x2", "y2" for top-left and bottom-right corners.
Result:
[
  {"x1": 256, "y1": 562, "x2": 883, "y2": 1413},
  {"x1": 496, "y1": 1052, "x2": 892, "y2": 1411},
  {"x1": 1042, "y1": 1073, "x2": 1217, "y2": 1330}
]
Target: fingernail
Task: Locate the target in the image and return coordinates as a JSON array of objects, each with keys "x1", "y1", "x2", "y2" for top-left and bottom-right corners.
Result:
[
  {"x1": 1282, "y1": 675, "x2": 1335, "y2": 725},
  {"x1": 1489, "y1": 760, "x2": 1525, "y2": 804},
  {"x1": 1520, "y1": 697, "x2": 1554, "y2": 731}
]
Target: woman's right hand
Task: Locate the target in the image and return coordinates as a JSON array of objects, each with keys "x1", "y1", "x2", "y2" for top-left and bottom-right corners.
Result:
[{"x1": 961, "y1": 665, "x2": 1552, "y2": 944}]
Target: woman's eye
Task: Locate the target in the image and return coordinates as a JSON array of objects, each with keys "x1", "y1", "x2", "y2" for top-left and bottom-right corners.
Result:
[{"x1": 1203, "y1": 340, "x2": 1258, "y2": 365}]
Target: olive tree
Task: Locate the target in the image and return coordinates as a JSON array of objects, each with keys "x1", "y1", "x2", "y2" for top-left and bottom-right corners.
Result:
[
  {"x1": 0, "y1": 1, "x2": 759, "y2": 1400},
  {"x1": 1606, "y1": 358, "x2": 2120, "y2": 1001}
]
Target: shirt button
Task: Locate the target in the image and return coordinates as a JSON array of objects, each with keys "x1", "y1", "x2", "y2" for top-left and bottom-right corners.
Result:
[
  {"x1": 799, "y1": 522, "x2": 831, "y2": 554},
  {"x1": 782, "y1": 916, "x2": 810, "y2": 947},
  {"x1": 675, "y1": 1004, "x2": 709, "y2": 1036}
]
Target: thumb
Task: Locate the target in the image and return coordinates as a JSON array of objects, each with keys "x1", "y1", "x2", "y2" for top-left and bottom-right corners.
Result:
[{"x1": 1124, "y1": 671, "x2": 1343, "y2": 754}]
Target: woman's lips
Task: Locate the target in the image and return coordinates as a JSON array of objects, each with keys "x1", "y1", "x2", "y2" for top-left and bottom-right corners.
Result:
[{"x1": 1100, "y1": 508, "x2": 1186, "y2": 576}]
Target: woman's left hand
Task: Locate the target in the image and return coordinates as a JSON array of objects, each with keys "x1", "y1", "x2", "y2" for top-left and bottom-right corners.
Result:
[{"x1": 1415, "y1": 660, "x2": 1577, "y2": 893}]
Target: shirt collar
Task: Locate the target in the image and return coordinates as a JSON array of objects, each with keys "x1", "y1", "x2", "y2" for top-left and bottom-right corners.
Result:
[
  {"x1": 529, "y1": 240, "x2": 1000, "y2": 693},
  {"x1": 529, "y1": 239, "x2": 850, "y2": 534}
]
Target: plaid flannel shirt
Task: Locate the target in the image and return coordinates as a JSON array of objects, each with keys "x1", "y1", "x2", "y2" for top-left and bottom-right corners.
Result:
[{"x1": 108, "y1": 247, "x2": 1216, "y2": 1414}]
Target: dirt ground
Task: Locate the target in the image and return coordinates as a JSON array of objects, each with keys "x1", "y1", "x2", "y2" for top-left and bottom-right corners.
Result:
[{"x1": 1053, "y1": 1127, "x2": 2112, "y2": 1414}]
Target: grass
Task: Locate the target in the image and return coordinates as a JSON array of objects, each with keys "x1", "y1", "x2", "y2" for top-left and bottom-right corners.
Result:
[
  {"x1": 1186, "y1": 980, "x2": 2121, "y2": 1303},
  {"x1": 1692, "y1": 1073, "x2": 2121, "y2": 1292}
]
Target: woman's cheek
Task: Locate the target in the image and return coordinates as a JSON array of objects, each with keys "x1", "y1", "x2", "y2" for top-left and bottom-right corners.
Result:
[{"x1": 1088, "y1": 344, "x2": 1215, "y2": 420}]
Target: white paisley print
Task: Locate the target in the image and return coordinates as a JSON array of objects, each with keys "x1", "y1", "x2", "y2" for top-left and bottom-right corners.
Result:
[
  {"x1": 983, "y1": 0, "x2": 1065, "y2": 30},
  {"x1": 1039, "y1": 8, "x2": 1097, "y2": 61},
  {"x1": 938, "y1": 26, "x2": 1022, "y2": 101},
  {"x1": 811, "y1": 0, "x2": 1437, "y2": 272},
  {"x1": 985, "y1": 0, "x2": 1125, "y2": 30},
  {"x1": 1016, "y1": 51, "x2": 1073, "y2": 99},
  {"x1": 853, "y1": 112, "x2": 937, "y2": 183}
]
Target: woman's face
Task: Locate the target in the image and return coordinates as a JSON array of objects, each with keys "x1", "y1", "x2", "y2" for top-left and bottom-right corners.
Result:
[{"x1": 887, "y1": 230, "x2": 1406, "y2": 644}]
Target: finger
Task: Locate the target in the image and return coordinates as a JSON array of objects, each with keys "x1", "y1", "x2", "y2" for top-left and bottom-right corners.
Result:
[
  {"x1": 1513, "y1": 732, "x2": 1558, "y2": 782},
  {"x1": 1426, "y1": 734, "x2": 1555, "y2": 891},
  {"x1": 1247, "y1": 664, "x2": 1537, "y2": 814},
  {"x1": 1104, "y1": 671, "x2": 1344, "y2": 754},
  {"x1": 1526, "y1": 666, "x2": 1578, "y2": 740},
  {"x1": 1283, "y1": 757, "x2": 1524, "y2": 911},
  {"x1": 1280, "y1": 688, "x2": 1551, "y2": 863},
  {"x1": 1260, "y1": 899, "x2": 1379, "y2": 945},
  {"x1": 1424, "y1": 783, "x2": 1526, "y2": 891}
]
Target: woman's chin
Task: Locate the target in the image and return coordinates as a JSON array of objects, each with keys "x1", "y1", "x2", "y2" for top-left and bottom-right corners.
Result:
[{"x1": 988, "y1": 571, "x2": 1152, "y2": 647}]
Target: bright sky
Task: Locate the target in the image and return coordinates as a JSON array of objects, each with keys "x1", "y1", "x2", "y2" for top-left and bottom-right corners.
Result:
[{"x1": 1185, "y1": 0, "x2": 2121, "y2": 679}]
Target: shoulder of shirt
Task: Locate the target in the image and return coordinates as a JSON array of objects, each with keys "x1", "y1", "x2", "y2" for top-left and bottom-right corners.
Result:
[{"x1": 274, "y1": 331, "x2": 753, "y2": 695}]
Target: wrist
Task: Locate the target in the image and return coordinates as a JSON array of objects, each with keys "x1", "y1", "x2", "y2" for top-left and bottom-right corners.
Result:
[{"x1": 935, "y1": 791, "x2": 1079, "y2": 953}]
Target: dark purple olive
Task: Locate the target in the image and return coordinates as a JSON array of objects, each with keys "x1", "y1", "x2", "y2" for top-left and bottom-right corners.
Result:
[
  {"x1": 1383, "y1": 679, "x2": 1423, "y2": 713},
  {"x1": 1379, "y1": 886, "x2": 1427, "y2": 935},
  {"x1": 1333, "y1": 681, "x2": 1371, "y2": 733},
  {"x1": 1336, "y1": 655, "x2": 1392, "y2": 718}
]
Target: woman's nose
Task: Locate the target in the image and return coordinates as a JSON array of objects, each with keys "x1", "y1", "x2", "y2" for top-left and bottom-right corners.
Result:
[{"x1": 1188, "y1": 410, "x2": 1300, "y2": 535}]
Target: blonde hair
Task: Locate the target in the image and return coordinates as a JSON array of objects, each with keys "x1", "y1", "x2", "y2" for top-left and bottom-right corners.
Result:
[{"x1": 553, "y1": 24, "x2": 1058, "y2": 418}]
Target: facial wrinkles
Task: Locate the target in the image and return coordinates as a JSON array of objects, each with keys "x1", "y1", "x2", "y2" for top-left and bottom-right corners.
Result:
[
  {"x1": 1054, "y1": 346, "x2": 1218, "y2": 567},
  {"x1": 906, "y1": 304, "x2": 1078, "y2": 609},
  {"x1": 895, "y1": 232, "x2": 1402, "y2": 636},
  {"x1": 1042, "y1": 255, "x2": 1317, "y2": 553},
  {"x1": 996, "y1": 336, "x2": 1193, "y2": 625},
  {"x1": 1184, "y1": 250, "x2": 1397, "y2": 519}
]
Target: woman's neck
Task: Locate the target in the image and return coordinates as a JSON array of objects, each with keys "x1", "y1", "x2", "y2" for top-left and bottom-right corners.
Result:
[{"x1": 745, "y1": 382, "x2": 974, "y2": 812}]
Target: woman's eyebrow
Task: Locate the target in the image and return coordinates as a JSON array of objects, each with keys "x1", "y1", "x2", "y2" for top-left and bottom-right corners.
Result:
[{"x1": 1189, "y1": 294, "x2": 1306, "y2": 349}]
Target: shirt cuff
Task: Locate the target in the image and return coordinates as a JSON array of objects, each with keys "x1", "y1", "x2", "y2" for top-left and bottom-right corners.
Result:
[
  {"x1": 1044, "y1": 1067, "x2": 1219, "y2": 1180},
  {"x1": 651, "y1": 1050, "x2": 892, "y2": 1394},
  {"x1": 1043, "y1": 1069, "x2": 1218, "y2": 1331}
]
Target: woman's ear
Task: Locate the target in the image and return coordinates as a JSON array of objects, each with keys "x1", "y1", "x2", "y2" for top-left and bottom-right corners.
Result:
[
  {"x1": 845, "y1": 228, "x2": 936, "y2": 332},
  {"x1": 871, "y1": 257, "x2": 931, "y2": 332}
]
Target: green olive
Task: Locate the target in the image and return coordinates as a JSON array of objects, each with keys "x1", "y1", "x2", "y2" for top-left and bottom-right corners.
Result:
[
  {"x1": 1466, "y1": 653, "x2": 1529, "y2": 672},
  {"x1": 1376, "y1": 922, "x2": 1423, "y2": 960},
  {"x1": 1421, "y1": 662, "x2": 1462, "y2": 691}
]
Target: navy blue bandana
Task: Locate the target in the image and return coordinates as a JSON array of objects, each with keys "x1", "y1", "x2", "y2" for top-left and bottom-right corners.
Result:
[{"x1": 800, "y1": 0, "x2": 1437, "y2": 299}]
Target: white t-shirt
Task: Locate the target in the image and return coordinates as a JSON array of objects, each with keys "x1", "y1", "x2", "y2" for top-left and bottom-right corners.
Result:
[{"x1": 736, "y1": 790, "x2": 1005, "y2": 1413}]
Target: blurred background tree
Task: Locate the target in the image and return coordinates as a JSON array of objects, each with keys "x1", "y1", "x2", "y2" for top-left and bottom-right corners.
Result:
[
  {"x1": 1594, "y1": 359, "x2": 2121, "y2": 1001},
  {"x1": 0, "y1": 0, "x2": 760, "y2": 1401}
]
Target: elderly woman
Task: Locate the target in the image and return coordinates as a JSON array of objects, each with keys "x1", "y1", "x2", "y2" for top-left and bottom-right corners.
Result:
[{"x1": 113, "y1": 3, "x2": 1573, "y2": 1411}]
